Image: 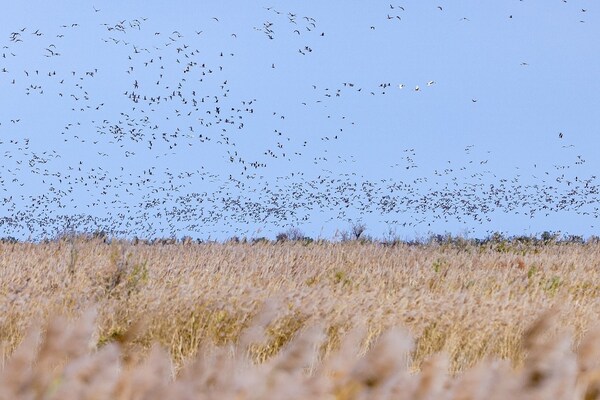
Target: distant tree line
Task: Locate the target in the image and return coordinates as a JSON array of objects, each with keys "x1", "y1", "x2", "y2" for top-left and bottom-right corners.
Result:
[{"x1": 1, "y1": 223, "x2": 599, "y2": 247}]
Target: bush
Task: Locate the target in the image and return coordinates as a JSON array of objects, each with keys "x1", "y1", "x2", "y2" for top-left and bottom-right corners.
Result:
[
  {"x1": 276, "y1": 227, "x2": 303, "y2": 242},
  {"x1": 0, "y1": 236, "x2": 18, "y2": 244},
  {"x1": 351, "y1": 222, "x2": 367, "y2": 240}
]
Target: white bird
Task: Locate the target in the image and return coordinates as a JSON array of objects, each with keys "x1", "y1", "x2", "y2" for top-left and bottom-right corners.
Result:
[
  {"x1": 398, "y1": 84, "x2": 405, "y2": 89},
  {"x1": 414, "y1": 85, "x2": 420, "y2": 91},
  {"x1": 427, "y1": 80, "x2": 436, "y2": 86}
]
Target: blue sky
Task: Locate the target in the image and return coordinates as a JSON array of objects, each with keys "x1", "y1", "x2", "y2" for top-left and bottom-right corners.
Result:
[{"x1": 1, "y1": 1, "x2": 599, "y2": 241}]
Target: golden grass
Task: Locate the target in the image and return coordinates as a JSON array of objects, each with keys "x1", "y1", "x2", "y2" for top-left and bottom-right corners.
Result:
[{"x1": 2, "y1": 238, "x2": 600, "y2": 398}]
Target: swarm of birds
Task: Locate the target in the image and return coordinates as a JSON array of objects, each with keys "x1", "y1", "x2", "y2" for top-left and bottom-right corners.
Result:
[{"x1": 0, "y1": 3, "x2": 597, "y2": 240}]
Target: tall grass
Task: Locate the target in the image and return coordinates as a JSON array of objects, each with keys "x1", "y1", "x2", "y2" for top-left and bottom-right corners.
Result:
[{"x1": 2, "y1": 238, "x2": 600, "y2": 397}]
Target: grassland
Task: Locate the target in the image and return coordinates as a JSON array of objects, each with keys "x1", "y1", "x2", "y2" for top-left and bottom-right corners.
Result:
[{"x1": 2, "y1": 236, "x2": 600, "y2": 398}]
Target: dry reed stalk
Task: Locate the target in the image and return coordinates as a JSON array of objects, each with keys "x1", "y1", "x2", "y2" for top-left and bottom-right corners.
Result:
[
  {"x1": 413, "y1": 352, "x2": 449, "y2": 400},
  {"x1": 2, "y1": 306, "x2": 600, "y2": 399},
  {"x1": 0, "y1": 321, "x2": 41, "y2": 399},
  {"x1": 49, "y1": 342, "x2": 121, "y2": 400},
  {"x1": 576, "y1": 324, "x2": 600, "y2": 400},
  {"x1": 113, "y1": 344, "x2": 173, "y2": 400},
  {"x1": 450, "y1": 358, "x2": 515, "y2": 400},
  {"x1": 2, "y1": 241, "x2": 600, "y2": 398},
  {"x1": 345, "y1": 327, "x2": 413, "y2": 398}
]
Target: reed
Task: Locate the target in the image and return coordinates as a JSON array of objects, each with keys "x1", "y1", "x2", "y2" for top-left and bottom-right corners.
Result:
[{"x1": 2, "y1": 238, "x2": 600, "y2": 397}]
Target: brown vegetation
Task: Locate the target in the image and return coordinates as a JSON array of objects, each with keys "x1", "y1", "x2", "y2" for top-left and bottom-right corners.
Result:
[{"x1": 2, "y1": 238, "x2": 600, "y2": 398}]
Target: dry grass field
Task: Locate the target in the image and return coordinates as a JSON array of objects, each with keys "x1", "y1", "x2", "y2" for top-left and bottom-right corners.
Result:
[{"x1": 2, "y1": 236, "x2": 600, "y2": 398}]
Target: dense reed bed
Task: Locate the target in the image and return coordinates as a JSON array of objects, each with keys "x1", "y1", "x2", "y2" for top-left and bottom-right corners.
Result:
[{"x1": 2, "y1": 237, "x2": 600, "y2": 398}]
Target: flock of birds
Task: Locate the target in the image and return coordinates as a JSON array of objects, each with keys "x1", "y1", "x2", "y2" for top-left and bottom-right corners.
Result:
[{"x1": 0, "y1": 3, "x2": 598, "y2": 240}]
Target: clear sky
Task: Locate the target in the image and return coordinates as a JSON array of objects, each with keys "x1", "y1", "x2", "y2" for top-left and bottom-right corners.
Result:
[{"x1": 1, "y1": 1, "x2": 599, "y2": 241}]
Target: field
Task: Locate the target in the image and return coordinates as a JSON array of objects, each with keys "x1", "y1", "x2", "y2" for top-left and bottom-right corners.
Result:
[{"x1": 2, "y1": 236, "x2": 600, "y2": 398}]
